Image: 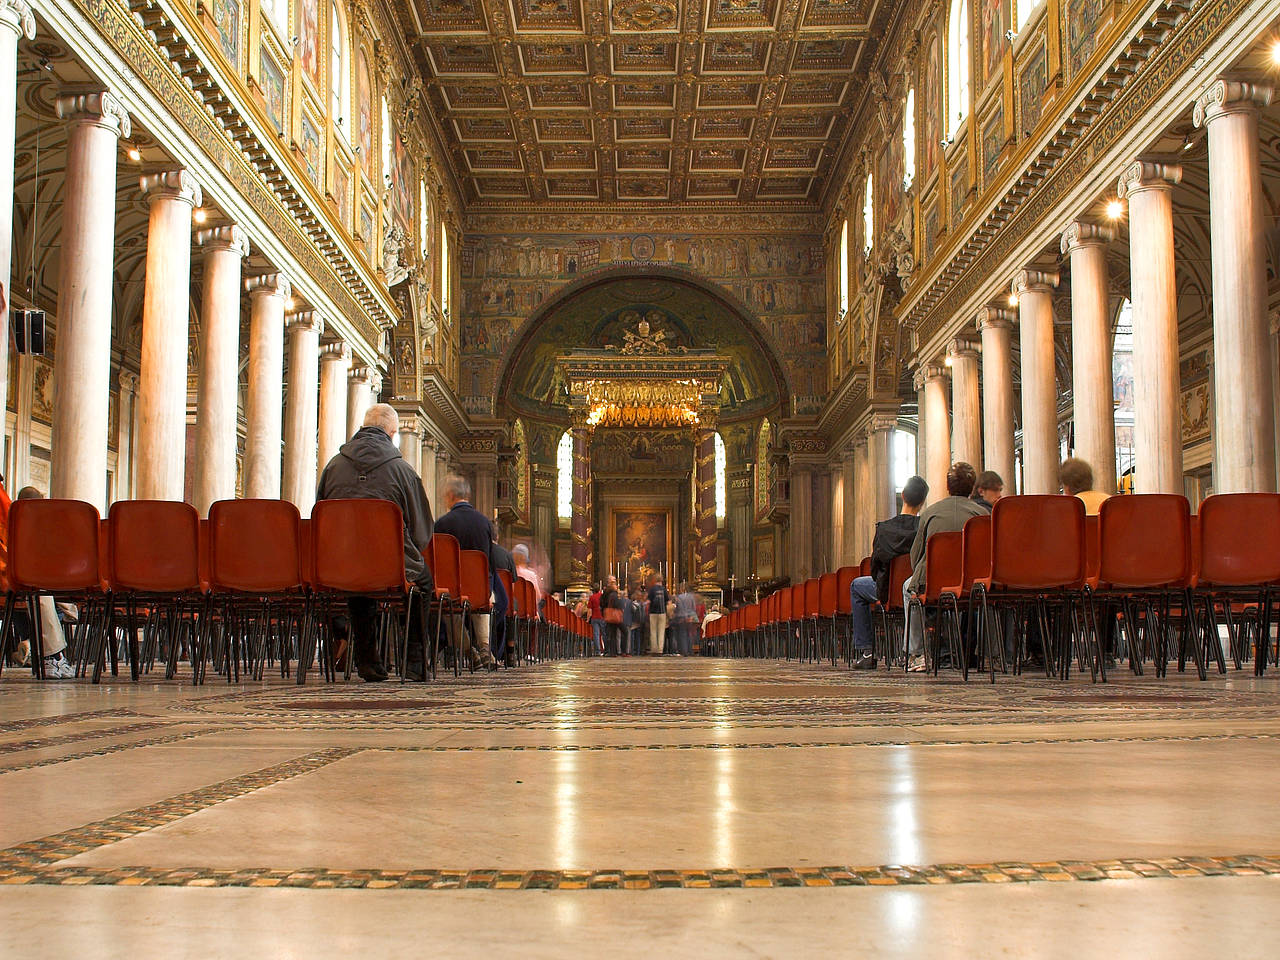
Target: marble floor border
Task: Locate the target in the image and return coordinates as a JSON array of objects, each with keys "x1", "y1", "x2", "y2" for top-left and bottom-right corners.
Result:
[{"x1": 0, "y1": 728, "x2": 222, "y2": 774}]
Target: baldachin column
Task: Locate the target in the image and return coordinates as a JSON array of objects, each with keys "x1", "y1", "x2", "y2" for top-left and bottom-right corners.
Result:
[
  {"x1": 569, "y1": 413, "x2": 592, "y2": 591},
  {"x1": 694, "y1": 417, "x2": 719, "y2": 589},
  {"x1": 1118, "y1": 161, "x2": 1183, "y2": 494},
  {"x1": 136, "y1": 169, "x2": 202, "y2": 501},
  {"x1": 0, "y1": 2, "x2": 34, "y2": 418},
  {"x1": 1012, "y1": 269, "x2": 1060, "y2": 495},
  {"x1": 243, "y1": 272, "x2": 290, "y2": 499},
  {"x1": 948, "y1": 338, "x2": 981, "y2": 469},
  {"x1": 977, "y1": 306, "x2": 1017, "y2": 489},
  {"x1": 194, "y1": 224, "x2": 248, "y2": 515},
  {"x1": 317, "y1": 341, "x2": 351, "y2": 478},
  {"x1": 1195, "y1": 80, "x2": 1277, "y2": 494},
  {"x1": 1061, "y1": 221, "x2": 1118, "y2": 495},
  {"x1": 50, "y1": 91, "x2": 130, "y2": 510},
  {"x1": 282, "y1": 310, "x2": 322, "y2": 514}
]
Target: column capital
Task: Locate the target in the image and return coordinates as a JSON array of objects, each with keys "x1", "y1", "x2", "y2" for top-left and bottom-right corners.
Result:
[
  {"x1": 320, "y1": 340, "x2": 351, "y2": 362},
  {"x1": 399, "y1": 421, "x2": 421, "y2": 438},
  {"x1": 56, "y1": 89, "x2": 131, "y2": 138},
  {"x1": 1116, "y1": 160, "x2": 1182, "y2": 199},
  {"x1": 975, "y1": 305, "x2": 1016, "y2": 331},
  {"x1": 197, "y1": 223, "x2": 249, "y2": 258},
  {"x1": 1194, "y1": 79, "x2": 1274, "y2": 127},
  {"x1": 117, "y1": 369, "x2": 139, "y2": 393},
  {"x1": 947, "y1": 337, "x2": 980, "y2": 362},
  {"x1": 0, "y1": 0, "x2": 36, "y2": 40},
  {"x1": 867, "y1": 411, "x2": 898, "y2": 435},
  {"x1": 140, "y1": 168, "x2": 202, "y2": 208},
  {"x1": 348, "y1": 364, "x2": 372, "y2": 385},
  {"x1": 1011, "y1": 269, "x2": 1059, "y2": 296},
  {"x1": 1060, "y1": 220, "x2": 1115, "y2": 255},
  {"x1": 286, "y1": 310, "x2": 323, "y2": 336},
  {"x1": 245, "y1": 271, "x2": 291, "y2": 301},
  {"x1": 913, "y1": 362, "x2": 948, "y2": 391}
]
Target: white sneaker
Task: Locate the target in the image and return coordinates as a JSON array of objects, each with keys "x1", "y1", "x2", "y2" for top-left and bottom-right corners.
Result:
[
  {"x1": 43, "y1": 656, "x2": 75, "y2": 679},
  {"x1": 906, "y1": 655, "x2": 928, "y2": 673}
]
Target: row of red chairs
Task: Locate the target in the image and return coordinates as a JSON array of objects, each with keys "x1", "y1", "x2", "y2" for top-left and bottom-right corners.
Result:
[
  {"x1": 714, "y1": 493, "x2": 1280, "y2": 683},
  {"x1": 0, "y1": 498, "x2": 561, "y2": 685}
]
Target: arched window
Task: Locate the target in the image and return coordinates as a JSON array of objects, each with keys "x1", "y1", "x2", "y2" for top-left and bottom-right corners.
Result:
[
  {"x1": 837, "y1": 219, "x2": 849, "y2": 316},
  {"x1": 380, "y1": 96, "x2": 392, "y2": 189},
  {"x1": 262, "y1": 0, "x2": 288, "y2": 38},
  {"x1": 440, "y1": 221, "x2": 451, "y2": 315},
  {"x1": 557, "y1": 430, "x2": 573, "y2": 521},
  {"x1": 714, "y1": 432, "x2": 727, "y2": 523},
  {"x1": 902, "y1": 88, "x2": 916, "y2": 189},
  {"x1": 419, "y1": 179, "x2": 429, "y2": 258},
  {"x1": 1015, "y1": 0, "x2": 1042, "y2": 31},
  {"x1": 862, "y1": 174, "x2": 874, "y2": 254},
  {"x1": 947, "y1": 0, "x2": 971, "y2": 138},
  {"x1": 330, "y1": 1, "x2": 349, "y2": 136}
]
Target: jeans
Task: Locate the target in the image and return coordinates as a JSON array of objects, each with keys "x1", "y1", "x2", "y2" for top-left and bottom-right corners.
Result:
[
  {"x1": 849, "y1": 576, "x2": 879, "y2": 651},
  {"x1": 591, "y1": 618, "x2": 605, "y2": 655},
  {"x1": 675, "y1": 620, "x2": 697, "y2": 656}
]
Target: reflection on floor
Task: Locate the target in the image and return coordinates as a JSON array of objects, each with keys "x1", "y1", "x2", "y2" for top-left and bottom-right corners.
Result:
[{"x1": 1, "y1": 659, "x2": 1279, "y2": 957}]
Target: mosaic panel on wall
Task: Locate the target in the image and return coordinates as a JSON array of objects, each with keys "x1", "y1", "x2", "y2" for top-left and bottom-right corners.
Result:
[
  {"x1": 1063, "y1": 0, "x2": 1108, "y2": 79},
  {"x1": 1017, "y1": 40, "x2": 1049, "y2": 134},
  {"x1": 981, "y1": 0, "x2": 1009, "y2": 85},
  {"x1": 460, "y1": 231, "x2": 827, "y2": 415}
]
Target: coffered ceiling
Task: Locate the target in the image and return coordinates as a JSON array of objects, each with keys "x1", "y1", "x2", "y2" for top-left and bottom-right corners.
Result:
[{"x1": 392, "y1": 0, "x2": 896, "y2": 210}]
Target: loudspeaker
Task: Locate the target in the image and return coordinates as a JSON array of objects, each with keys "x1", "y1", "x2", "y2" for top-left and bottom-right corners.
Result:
[{"x1": 12, "y1": 309, "x2": 45, "y2": 355}]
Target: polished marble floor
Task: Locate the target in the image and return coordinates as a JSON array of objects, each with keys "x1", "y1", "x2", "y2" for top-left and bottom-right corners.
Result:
[{"x1": 2, "y1": 658, "x2": 1279, "y2": 958}]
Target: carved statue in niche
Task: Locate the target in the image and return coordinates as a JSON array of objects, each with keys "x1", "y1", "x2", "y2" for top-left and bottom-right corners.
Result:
[{"x1": 382, "y1": 223, "x2": 411, "y2": 288}]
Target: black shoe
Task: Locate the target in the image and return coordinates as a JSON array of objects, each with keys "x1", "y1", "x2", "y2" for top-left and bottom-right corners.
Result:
[
  {"x1": 852, "y1": 652, "x2": 876, "y2": 670},
  {"x1": 404, "y1": 669, "x2": 426, "y2": 682},
  {"x1": 357, "y1": 662, "x2": 388, "y2": 682}
]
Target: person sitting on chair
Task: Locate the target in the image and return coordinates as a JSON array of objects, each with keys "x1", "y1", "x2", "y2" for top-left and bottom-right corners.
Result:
[
  {"x1": 970, "y1": 470, "x2": 1004, "y2": 512},
  {"x1": 847, "y1": 475, "x2": 929, "y2": 670},
  {"x1": 433, "y1": 475, "x2": 501, "y2": 672},
  {"x1": 1060, "y1": 457, "x2": 1111, "y2": 516}
]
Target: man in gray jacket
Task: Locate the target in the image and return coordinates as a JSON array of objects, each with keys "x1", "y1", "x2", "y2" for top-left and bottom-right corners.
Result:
[
  {"x1": 317, "y1": 403, "x2": 435, "y2": 681},
  {"x1": 903, "y1": 461, "x2": 986, "y2": 671}
]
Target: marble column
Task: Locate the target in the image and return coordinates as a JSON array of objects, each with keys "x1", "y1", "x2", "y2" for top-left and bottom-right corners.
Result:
[
  {"x1": 948, "y1": 338, "x2": 982, "y2": 469},
  {"x1": 347, "y1": 366, "x2": 374, "y2": 435},
  {"x1": 977, "y1": 306, "x2": 1017, "y2": 488},
  {"x1": 135, "y1": 170, "x2": 201, "y2": 502},
  {"x1": 1117, "y1": 161, "x2": 1183, "y2": 494},
  {"x1": 243, "y1": 272, "x2": 290, "y2": 500},
  {"x1": 569, "y1": 416, "x2": 592, "y2": 590},
  {"x1": 194, "y1": 224, "x2": 248, "y2": 516},
  {"x1": 1061, "y1": 222, "x2": 1118, "y2": 494},
  {"x1": 1012, "y1": 269, "x2": 1060, "y2": 495},
  {"x1": 115, "y1": 370, "x2": 138, "y2": 501},
  {"x1": 50, "y1": 91, "x2": 130, "y2": 510},
  {"x1": 865, "y1": 412, "x2": 896, "y2": 549},
  {"x1": 0, "y1": 2, "x2": 34, "y2": 418},
  {"x1": 399, "y1": 419, "x2": 422, "y2": 476},
  {"x1": 282, "y1": 310, "x2": 322, "y2": 514},
  {"x1": 1195, "y1": 80, "x2": 1277, "y2": 494},
  {"x1": 421, "y1": 436, "x2": 439, "y2": 512},
  {"x1": 317, "y1": 340, "x2": 351, "y2": 479},
  {"x1": 916, "y1": 363, "x2": 950, "y2": 501},
  {"x1": 840, "y1": 449, "x2": 856, "y2": 567},
  {"x1": 851, "y1": 437, "x2": 869, "y2": 560},
  {"x1": 694, "y1": 422, "x2": 718, "y2": 589},
  {"x1": 474, "y1": 461, "x2": 495, "y2": 519},
  {"x1": 788, "y1": 463, "x2": 813, "y2": 582},
  {"x1": 435, "y1": 451, "x2": 450, "y2": 521}
]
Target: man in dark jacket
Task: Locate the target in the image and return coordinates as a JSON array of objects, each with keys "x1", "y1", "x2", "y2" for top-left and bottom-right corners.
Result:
[
  {"x1": 846, "y1": 475, "x2": 928, "y2": 669},
  {"x1": 316, "y1": 403, "x2": 435, "y2": 682},
  {"x1": 489, "y1": 535, "x2": 516, "y2": 663},
  {"x1": 433, "y1": 475, "x2": 500, "y2": 670}
]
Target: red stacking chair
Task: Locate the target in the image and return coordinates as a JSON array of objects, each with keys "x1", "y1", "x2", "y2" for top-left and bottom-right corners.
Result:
[
  {"x1": 495, "y1": 568, "x2": 519, "y2": 666},
  {"x1": 834, "y1": 566, "x2": 857, "y2": 665},
  {"x1": 1093, "y1": 494, "x2": 1199, "y2": 680},
  {"x1": 956, "y1": 515, "x2": 999, "y2": 681},
  {"x1": 972, "y1": 495, "x2": 1093, "y2": 681},
  {"x1": 459, "y1": 549, "x2": 492, "y2": 672},
  {"x1": 304, "y1": 499, "x2": 418, "y2": 685},
  {"x1": 906, "y1": 532, "x2": 965, "y2": 678},
  {"x1": 870, "y1": 553, "x2": 913, "y2": 668},
  {"x1": 801, "y1": 578, "x2": 820, "y2": 663},
  {"x1": 1196, "y1": 494, "x2": 1280, "y2": 676},
  {"x1": 107, "y1": 500, "x2": 203, "y2": 683},
  {"x1": 426, "y1": 533, "x2": 464, "y2": 676},
  {"x1": 859, "y1": 556, "x2": 872, "y2": 577},
  {"x1": 4, "y1": 498, "x2": 108, "y2": 681},
  {"x1": 777, "y1": 585, "x2": 794, "y2": 659},
  {"x1": 818, "y1": 573, "x2": 838, "y2": 666},
  {"x1": 207, "y1": 499, "x2": 304, "y2": 683}
]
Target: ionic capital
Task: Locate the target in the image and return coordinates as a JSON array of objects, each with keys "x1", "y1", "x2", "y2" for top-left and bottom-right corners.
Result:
[
  {"x1": 1060, "y1": 220, "x2": 1115, "y2": 256},
  {"x1": 1011, "y1": 269, "x2": 1059, "y2": 297},
  {"x1": 197, "y1": 223, "x2": 249, "y2": 258},
  {"x1": 913, "y1": 362, "x2": 948, "y2": 391},
  {"x1": 867, "y1": 411, "x2": 898, "y2": 435},
  {"x1": 399, "y1": 421, "x2": 421, "y2": 438},
  {"x1": 0, "y1": 0, "x2": 36, "y2": 40},
  {"x1": 348, "y1": 364, "x2": 372, "y2": 385},
  {"x1": 1116, "y1": 160, "x2": 1182, "y2": 199},
  {"x1": 56, "y1": 89, "x2": 131, "y2": 138},
  {"x1": 286, "y1": 310, "x2": 323, "y2": 336},
  {"x1": 1194, "y1": 79, "x2": 1274, "y2": 127},
  {"x1": 140, "y1": 168, "x2": 202, "y2": 208},
  {"x1": 947, "y1": 337, "x2": 980, "y2": 363},
  {"x1": 974, "y1": 305, "x2": 1016, "y2": 332},
  {"x1": 117, "y1": 369, "x2": 139, "y2": 393},
  {"x1": 320, "y1": 340, "x2": 351, "y2": 363},
  {"x1": 245, "y1": 272, "x2": 291, "y2": 301}
]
